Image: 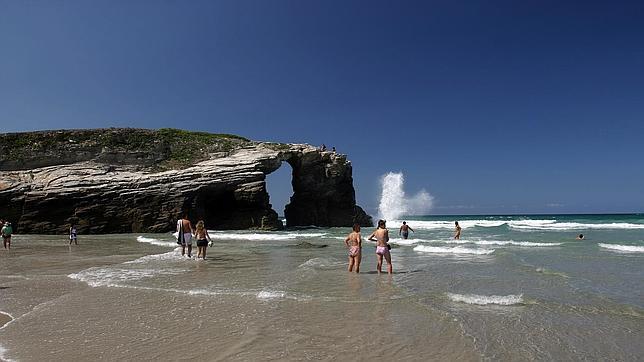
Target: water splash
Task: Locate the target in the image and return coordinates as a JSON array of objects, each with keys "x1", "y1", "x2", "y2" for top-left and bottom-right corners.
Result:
[{"x1": 378, "y1": 172, "x2": 433, "y2": 220}]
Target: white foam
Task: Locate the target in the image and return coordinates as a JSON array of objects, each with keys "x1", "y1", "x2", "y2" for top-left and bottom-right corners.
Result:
[
  {"x1": 124, "y1": 251, "x2": 183, "y2": 264},
  {"x1": 0, "y1": 343, "x2": 17, "y2": 362},
  {"x1": 598, "y1": 243, "x2": 644, "y2": 253},
  {"x1": 137, "y1": 236, "x2": 177, "y2": 247},
  {"x1": 442, "y1": 239, "x2": 562, "y2": 247},
  {"x1": 510, "y1": 221, "x2": 644, "y2": 230},
  {"x1": 256, "y1": 291, "x2": 287, "y2": 300},
  {"x1": 298, "y1": 257, "x2": 344, "y2": 269},
  {"x1": 413, "y1": 245, "x2": 494, "y2": 255},
  {"x1": 389, "y1": 238, "x2": 424, "y2": 246},
  {"x1": 378, "y1": 172, "x2": 433, "y2": 220},
  {"x1": 68, "y1": 265, "x2": 183, "y2": 288},
  {"x1": 448, "y1": 293, "x2": 524, "y2": 305},
  {"x1": 208, "y1": 233, "x2": 297, "y2": 241},
  {"x1": 394, "y1": 219, "x2": 644, "y2": 231},
  {"x1": 285, "y1": 232, "x2": 327, "y2": 237}
]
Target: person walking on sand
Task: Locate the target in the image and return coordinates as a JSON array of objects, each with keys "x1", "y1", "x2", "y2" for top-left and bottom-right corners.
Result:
[
  {"x1": 194, "y1": 220, "x2": 212, "y2": 260},
  {"x1": 177, "y1": 213, "x2": 194, "y2": 258},
  {"x1": 344, "y1": 223, "x2": 362, "y2": 273},
  {"x1": 399, "y1": 221, "x2": 414, "y2": 239},
  {"x1": 368, "y1": 219, "x2": 392, "y2": 274},
  {"x1": 2, "y1": 221, "x2": 13, "y2": 250},
  {"x1": 454, "y1": 221, "x2": 462, "y2": 240},
  {"x1": 69, "y1": 224, "x2": 78, "y2": 245}
]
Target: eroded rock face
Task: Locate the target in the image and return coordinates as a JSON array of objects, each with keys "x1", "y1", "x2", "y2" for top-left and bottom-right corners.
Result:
[{"x1": 0, "y1": 129, "x2": 372, "y2": 234}]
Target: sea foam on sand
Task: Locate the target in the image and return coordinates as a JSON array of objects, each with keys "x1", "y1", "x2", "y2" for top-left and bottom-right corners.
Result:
[{"x1": 447, "y1": 293, "x2": 524, "y2": 305}]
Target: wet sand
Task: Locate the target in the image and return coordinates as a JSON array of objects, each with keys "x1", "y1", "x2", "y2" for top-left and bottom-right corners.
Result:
[{"x1": 0, "y1": 312, "x2": 12, "y2": 329}]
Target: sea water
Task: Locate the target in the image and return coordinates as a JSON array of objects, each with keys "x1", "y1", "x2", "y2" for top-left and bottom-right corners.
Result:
[{"x1": 0, "y1": 214, "x2": 642, "y2": 360}]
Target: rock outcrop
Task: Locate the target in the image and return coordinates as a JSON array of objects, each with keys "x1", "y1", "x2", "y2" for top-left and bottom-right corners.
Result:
[{"x1": 0, "y1": 129, "x2": 372, "y2": 234}]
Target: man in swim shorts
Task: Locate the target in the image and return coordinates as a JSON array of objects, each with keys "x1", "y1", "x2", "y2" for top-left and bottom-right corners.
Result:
[
  {"x1": 399, "y1": 221, "x2": 414, "y2": 239},
  {"x1": 177, "y1": 213, "x2": 193, "y2": 258}
]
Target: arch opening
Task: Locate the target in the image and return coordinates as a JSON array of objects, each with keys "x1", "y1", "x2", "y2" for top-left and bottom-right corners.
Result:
[{"x1": 265, "y1": 160, "x2": 294, "y2": 225}]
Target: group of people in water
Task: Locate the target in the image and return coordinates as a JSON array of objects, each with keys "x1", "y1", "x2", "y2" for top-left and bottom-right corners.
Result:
[
  {"x1": 344, "y1": 220, "x2": 463, "y2": 274},
  {"x1": 344, "y1": 219, "x2": 462, "y2": 274}
]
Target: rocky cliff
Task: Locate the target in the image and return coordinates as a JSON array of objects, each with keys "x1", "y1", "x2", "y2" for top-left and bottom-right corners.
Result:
[{"x1": 0, "y1": 129, "x2": 372, "y2": 234}]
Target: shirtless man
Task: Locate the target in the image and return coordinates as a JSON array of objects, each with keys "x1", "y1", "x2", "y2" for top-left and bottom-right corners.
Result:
[
  {"x1": 399, "y1": 221, "x2": 414, "y2": 239},
  {"x1": 368, "y1": 219, "x2": 392, "y2": 274},
  {"x1": 177, "y1": 213, "x2": 194, "y2": 257},
  {"x1": 454, "y1": 221, "x2": 462, "y2": 240},
  {"x1": 344, "y1": 224, "x2": 362, "y2": 273}
]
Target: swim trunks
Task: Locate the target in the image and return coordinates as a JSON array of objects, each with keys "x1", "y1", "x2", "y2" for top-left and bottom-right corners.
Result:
[
  {"x1": 196, "y1": 238, "x2": 208, "y2": 247},
  {"x1": 401, "y1": 231, "x2": 409, "y2": 239},
  {"x1": 376, "y1": 246, "x2": 389, "y2": 256},
  {"x1": 182, "y1": 233, "x2": 193, "y2": 246}
]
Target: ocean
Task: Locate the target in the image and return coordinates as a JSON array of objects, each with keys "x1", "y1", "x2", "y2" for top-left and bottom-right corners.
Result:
[{"x1": 1, "y1": 214, "x2": 642, "y2": 361}]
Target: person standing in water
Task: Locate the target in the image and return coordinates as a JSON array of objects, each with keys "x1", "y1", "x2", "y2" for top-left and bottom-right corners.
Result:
[
  {"x1": 194, "y1": 220, "x2": 212, "y2": 260},
  {"x1": 177, "y1": 213, "x2": 194, "y2": 258},
  {"x1": 454, "y1": 221, "x2": 462, "y2": 240},
  {"x1": 399, "y1": 221, "x2": 414, "y2": 239},
  {"x1": 69, "y1": 224, "x2": 78, "y2": 245},
  {"x1": 368, "y1": 219, "x2": 392, "y2": 274},
  {"x1": 2, "y1": 221, "x2": 12, "y2": 250},
  {"x1": 344, "y1": 223, "x2": 362, "y2": 273}
]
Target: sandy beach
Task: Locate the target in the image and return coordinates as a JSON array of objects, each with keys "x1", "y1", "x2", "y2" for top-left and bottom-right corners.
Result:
[{"x1": 0, "y1": 312, "x2": 12, "y2": 330}]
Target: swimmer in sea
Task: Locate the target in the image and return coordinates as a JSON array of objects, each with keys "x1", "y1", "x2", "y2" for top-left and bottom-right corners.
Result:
[
  {"x1": 576, "y1": 234, "x2": 584, "y2": 240},
  {"x1": 344, "y1": 223, "x2": 362, "y2": 273},
  {"x1": 454, "y1": 221, "x2": 462, "y2": 240},
  {"x1": 368, "y1": 219, "x2": 392, "y2": 274},
  {"x1": 399, "y1": 221, "x2": 414, "y2": 239}
]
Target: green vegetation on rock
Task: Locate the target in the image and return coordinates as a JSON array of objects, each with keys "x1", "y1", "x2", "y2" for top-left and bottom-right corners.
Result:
[{"x1": 0, "y1": 128, "x2": 252, "y2": 171}]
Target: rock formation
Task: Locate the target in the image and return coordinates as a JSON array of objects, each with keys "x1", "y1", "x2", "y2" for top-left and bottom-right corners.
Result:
[{"x1": 0, "y1": 129, "x2": 372, "y2": 234}]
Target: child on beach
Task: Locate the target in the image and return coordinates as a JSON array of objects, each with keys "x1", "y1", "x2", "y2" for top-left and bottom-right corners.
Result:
[
  {"x1": 368, "y1": 219, "x2": 392, "y2": 274},
  {"x1": 194, "y1": 220, "x2": 212, "y2": 260},
  {"x1": 344, "y1": 223, "x2": 362, "y2": 273}
]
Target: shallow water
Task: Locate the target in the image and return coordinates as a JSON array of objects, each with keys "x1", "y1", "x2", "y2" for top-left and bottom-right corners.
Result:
[{"x1": 1, "y1": 214, "x2": 643, "y2": 361}]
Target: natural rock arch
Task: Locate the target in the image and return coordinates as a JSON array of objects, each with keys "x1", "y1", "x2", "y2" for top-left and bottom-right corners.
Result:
[{"x1": 0, "y1": 129, "x2": 372, "y2": 234}]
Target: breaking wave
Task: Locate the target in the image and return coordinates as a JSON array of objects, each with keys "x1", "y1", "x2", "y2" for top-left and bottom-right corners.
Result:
[
  {"x1": 398, "y1": 219, "x2": 644, "y2": 231},
  {"x1": 137, "y1": 236, "x2": 177, "y2": 247},
  {"x1": 598, "y1": 243, "x2": 644, "y2": 253},
  {"x1": 413, "y1": 245, "x2": 494, "y2": 255},
  {"x1": 447, "y1": 293, "x2": 524, "y2": 305},
  {"x1": 378, "y1": 172, "x2": 433, "y2": 220}
]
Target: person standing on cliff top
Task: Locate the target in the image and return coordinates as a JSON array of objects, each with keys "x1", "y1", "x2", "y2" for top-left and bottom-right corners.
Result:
[
  {"x1": 399, "y1": 221, "x2": 414, "y2": 239},
  {"x1": 177, "y1": 213, "x2": 193, "y2": 258}
]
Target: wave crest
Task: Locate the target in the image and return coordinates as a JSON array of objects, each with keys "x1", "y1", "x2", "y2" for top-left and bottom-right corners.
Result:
[{"x1": 448, "y1": 293, "x2": 524, "y2": 305}]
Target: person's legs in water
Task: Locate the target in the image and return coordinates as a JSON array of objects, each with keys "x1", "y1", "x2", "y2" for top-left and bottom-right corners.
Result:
[
  {"x1": 384, "y1": 251, "x2": 393, "y2": 274},
  {"x1": 376, "y1": 253, "x2": 383, "y2": 274},
  {"x1": 202, "y1": 245, "x2": 207, "y2": 260},
  {"x1": 348, "y1": 255, "x2": 355, "y2": 272},
  {"x1": 355, "y1": 251, "x2": 361, "y2": 273}
]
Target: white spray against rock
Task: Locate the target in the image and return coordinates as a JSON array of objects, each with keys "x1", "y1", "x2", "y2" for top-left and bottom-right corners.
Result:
[{"x1": 378, "y1": 172, "x2": 433, "y2": 220}]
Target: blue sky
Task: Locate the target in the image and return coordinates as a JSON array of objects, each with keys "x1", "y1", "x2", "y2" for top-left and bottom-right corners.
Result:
[{"x1": 1, "y1": 0, "x2": 643, "y2": 215}]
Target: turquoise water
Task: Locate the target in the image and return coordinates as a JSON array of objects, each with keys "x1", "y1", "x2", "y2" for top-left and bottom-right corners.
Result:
[{"x1": 1, "y1": 214, "x2": 642, "y2": 360}]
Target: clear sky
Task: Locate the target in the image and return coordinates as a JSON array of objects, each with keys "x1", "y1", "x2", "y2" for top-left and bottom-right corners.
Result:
[{"x1": 1, "y1": 0, "x2": 643, "y2": 215}]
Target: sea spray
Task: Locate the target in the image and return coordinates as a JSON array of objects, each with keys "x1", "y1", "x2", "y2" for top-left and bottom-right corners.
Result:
[{"x1": 378, "y1": 172, "x2": 433, "y2": 220}]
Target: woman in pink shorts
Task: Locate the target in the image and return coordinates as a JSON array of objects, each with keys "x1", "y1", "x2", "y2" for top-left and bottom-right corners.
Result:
[
  {"x1": 344, "y1": 223, "x2": 362, "y2": 273},
  {"x1": 368, "y1": 219, "x2": 392, "y2": 274}
]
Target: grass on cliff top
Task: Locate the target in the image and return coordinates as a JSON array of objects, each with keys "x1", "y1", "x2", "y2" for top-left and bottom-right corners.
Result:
[{"x1": 0, "y1": 128, "x2": 252, "y2": 170}]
